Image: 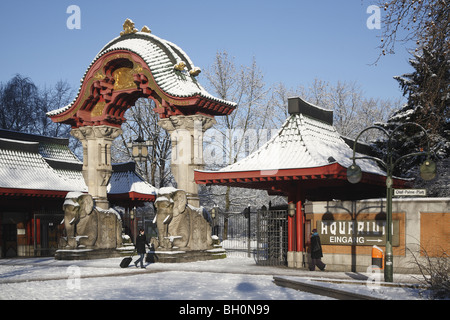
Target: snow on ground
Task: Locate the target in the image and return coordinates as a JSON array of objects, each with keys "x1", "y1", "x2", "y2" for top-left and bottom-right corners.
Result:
[{"x1": 0, "y1": 256, "x2": 432, "y2": 301}]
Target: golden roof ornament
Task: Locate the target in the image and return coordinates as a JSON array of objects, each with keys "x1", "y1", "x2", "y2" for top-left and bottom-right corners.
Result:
[
  {"x1": 174, "y1": 61, "x2": 186, "y2": 71},
  {"x1": 120, "y1": 19, "x2": 138, "y2": 36},
  {"x1": 141, "y1": 26, "x2": 151, "y2": 33},
  {"x1": 189, "y1": 67, "x2": 202, "y2": 77}
]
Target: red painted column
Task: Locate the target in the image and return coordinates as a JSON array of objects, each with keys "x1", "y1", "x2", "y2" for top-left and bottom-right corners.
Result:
[
  {"x1": 288, "y1": 214, "x2": 294, "y2": 252},
  {"x1": 296, "y1": 200, "x2": 303, "y2": 252},
  {"x1": 287, "y1": 193, "x2": 295, "y2": 252}
]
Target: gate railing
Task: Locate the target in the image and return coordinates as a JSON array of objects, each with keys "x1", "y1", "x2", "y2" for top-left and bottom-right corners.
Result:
[
  {"x1": 214, "y1": 209, "x2": 288, "y2": 266},
  {"x1": 255, "y1": 209, "x2": 288, "y2": 266},
  {"x1": 214, "y1": 211, "x2": 257, "y2": 258}
]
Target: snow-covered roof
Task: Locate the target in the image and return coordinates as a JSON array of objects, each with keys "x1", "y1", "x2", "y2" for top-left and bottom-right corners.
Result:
[
  {"x1": 0, "y1": 138, "x2": 82, "y2": 192},
  {"x1": 205, "y1": 112, "x2": 384, "y2": 176},
  {"x1": 0, "y1": 130, "x2": 156, "y2": 200},
  {"x1": 194, "y1": 98, "x2": 395, "y2": 200},
  {"x1": 47, "y1": 31, "x2": 236, "y2": 118},
  {"x1": 107, "y1": 162, "x2": 157, "y2": 196}
]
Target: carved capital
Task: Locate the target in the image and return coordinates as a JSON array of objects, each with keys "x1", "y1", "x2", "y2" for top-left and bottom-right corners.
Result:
[
  {"x1": 71, "y1": 125, "x2": 122, "y2": 141},
  {"x1": 93, "y1": 126, "x2": 123, "y2": 140},
  {"x1": 158, "y1": 115, "x2": 216, "y2": 134}
]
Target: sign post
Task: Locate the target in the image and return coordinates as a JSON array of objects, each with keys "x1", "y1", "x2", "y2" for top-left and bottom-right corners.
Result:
[
  {"x1": 394, "y1": 189, "x2": 427, "y2": 197},
  {"x1": 346, "y1": 123, "x2": 436, "y2": 282}
]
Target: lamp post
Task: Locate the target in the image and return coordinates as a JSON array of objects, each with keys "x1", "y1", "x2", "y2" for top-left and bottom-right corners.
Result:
[
  {"x1": 130, "y1": 206, "x2": 136, "y2": 245},
  {"x1": 127, "y1": 135, "x2": 153, "y2": 164},
  {"x1": 288, "y1": 202, "x2": 296, "y2": 217},
  {"x1": 127, "y1": 131, "x2": 152, "y2": 239},
  {"x1": 347, "y1": 122, "x2": 436, "y2": 282},
  {"x1": 127, "y1": 131, "x2": 153, "y2": 185},
  {"x1": 243, "y1": 205, "x2": 251, "y2": 257},
  {"x1": 211, "y1": 205, "x2": 219, "y2": 236}
]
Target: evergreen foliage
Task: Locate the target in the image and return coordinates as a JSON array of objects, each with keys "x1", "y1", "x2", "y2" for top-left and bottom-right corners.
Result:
[{"x1": 376, "y1": 46, "x2": 449, "y2": 196}]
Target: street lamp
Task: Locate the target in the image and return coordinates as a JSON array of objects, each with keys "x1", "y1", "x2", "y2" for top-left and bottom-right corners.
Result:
[
  {"x1": 127, "y1": 135, "x2": 152, "y2": 163},
  {"x1": 130, "y1": 206, "x2": 136, "y2": 244},
  {"x1": 211, "y1": 205, "x2": 219, "y2": 236},
  {"x1": 288, "y1": 202, "x2": 296, "y2": 217},
  {"x1": 242, "y1": 205, "x2": 252, "y2": 257},
  {"x1": 347, "y1": 122, "x2": 436, "y2": 282}
]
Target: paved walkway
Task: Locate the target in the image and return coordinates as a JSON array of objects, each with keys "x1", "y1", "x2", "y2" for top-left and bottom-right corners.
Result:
[{"x1": 0, "y1": 255, "x2": 423, "y2": 287}]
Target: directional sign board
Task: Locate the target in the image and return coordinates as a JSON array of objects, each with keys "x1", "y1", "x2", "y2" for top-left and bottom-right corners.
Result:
[
  {"x1": 394, "y1": 189, "x2": 427, "y2": 197},
  {"x1": 317, "y1": 220, "x2": 400, "y2": 246}
]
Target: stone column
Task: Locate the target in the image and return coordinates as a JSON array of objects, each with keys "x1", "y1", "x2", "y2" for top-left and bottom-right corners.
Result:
[
  {"x1": 71, "y1": 125, "x2": 123, "y2": 210},
  {"x1": 158, "y1": 115, "x2": 216, "y2": 207}
]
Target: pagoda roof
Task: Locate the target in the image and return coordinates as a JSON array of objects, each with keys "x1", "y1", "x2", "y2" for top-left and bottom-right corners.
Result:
[
  {"x1": 0, "y1": 130, "x2": 156, "y2": 203},
  {"x1": 195, "y1": 97, "x2": 407, "y2": 200},
  {"x1": 47, "y1": 28, "x2": 236, "y2": 123}
]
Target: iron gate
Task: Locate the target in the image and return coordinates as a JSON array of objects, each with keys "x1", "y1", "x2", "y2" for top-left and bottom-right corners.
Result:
[
  {"x1": 34, "y1": 214, "x2": 64, "y2": 257},
  {"x1": 215, "y1": 211, "x2": 257, "y2": 257},
  {"x1": 214, "y1": 209, "x2": 288, "y2": 265},
  {"x1": 255, "y1": 209, "x2": 288, "y2": 266}
]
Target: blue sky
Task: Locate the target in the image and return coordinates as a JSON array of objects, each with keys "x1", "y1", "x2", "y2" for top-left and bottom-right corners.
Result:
[{"x1": 0, "y1": 0, "x2": 413, "y2": 103}]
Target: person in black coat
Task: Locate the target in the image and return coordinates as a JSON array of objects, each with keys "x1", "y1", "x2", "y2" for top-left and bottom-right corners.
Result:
[
  {"x1": 310, "y1": 229, "x2": 326, "y2": 271},
  {"x1": 134, "y1": 229, "x2": 148, "y2": 268}
]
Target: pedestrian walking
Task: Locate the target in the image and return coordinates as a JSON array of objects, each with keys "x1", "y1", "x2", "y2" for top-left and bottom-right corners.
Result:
[
  {"x1": 310, "y1": 229, "x2": 326, "y2": 271},
  {"x1": 134, "y1": 229, "x2": 148, "y2": 268}
]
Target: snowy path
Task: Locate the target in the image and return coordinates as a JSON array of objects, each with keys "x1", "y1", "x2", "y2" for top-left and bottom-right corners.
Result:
[{"x1": 0, "y1": 256, "x2": 430, "y2": 301}]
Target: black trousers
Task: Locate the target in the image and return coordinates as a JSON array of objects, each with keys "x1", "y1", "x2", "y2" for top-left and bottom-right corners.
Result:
[
  {"x1": 310, "y1": 258, "x2": 326, "y2": 271},
  {"x1": 135, "y1": 253, "x2": 145, "y2": 267}
]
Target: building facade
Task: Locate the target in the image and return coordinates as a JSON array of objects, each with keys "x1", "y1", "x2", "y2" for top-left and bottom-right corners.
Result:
[
  {"x1": 194, "y1": 97, "x2": 450, "y2": 273},
  {"x1": 0, "y1": 129, "x2": 156, "y2": 258},
  {"x1": 305, "y1": 197, "x2": 449, "y2": 273}
]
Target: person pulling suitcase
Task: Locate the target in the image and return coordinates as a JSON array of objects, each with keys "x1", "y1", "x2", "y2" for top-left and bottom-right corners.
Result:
[{"x1": 134, "y1": 228, "x2": 149, "y2": 268}]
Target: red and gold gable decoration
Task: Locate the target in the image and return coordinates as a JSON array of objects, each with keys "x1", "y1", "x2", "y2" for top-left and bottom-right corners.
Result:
[{"x1": 48, "y1": 19, "x2": 236, "y2": 129}]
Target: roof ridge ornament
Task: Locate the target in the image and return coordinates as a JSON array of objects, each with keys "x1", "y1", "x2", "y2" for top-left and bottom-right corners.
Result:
[
  {"x1": 120, "y1": 19, "x2": 138, "y2": 36},
  {"x1": 141, "y1": 25, "x2": 151, "y2": 33},
  {"x1": 174, "y1": 61, "x2": 186, "y2": 71},
  {"x1": 189, "y1": 67, "x2": 202, "y2": 77}
]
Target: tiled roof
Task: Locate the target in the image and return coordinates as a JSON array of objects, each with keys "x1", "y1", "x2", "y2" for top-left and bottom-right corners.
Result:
[
  {"x1": 108, "y1": 162, "x2": 157, "y2": 196},
  {"x1": 0, "y1": 130, "x2": 156, "y2": 198},
  {"x1": 0, "y1": 138, "x2": 79, "y2": 192},
  {"x1": 202, "y1": 113, "x2": 385, "y2": 176},
  {"x1": 39, "y1": 143, "x2": 80, "y2": 163},
  {"x1": 47, "y1": 32, "x2": 236, "y2": 117}
]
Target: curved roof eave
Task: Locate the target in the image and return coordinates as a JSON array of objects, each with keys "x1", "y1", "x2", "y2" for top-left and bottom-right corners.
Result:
[{"x1": 47, "y1": 31, "x2": 236, "y2": 118}]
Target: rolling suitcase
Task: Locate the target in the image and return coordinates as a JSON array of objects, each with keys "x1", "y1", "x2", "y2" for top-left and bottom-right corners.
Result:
[{"x1": 120, "y1": 251, "x2": 135, "y2": 268}]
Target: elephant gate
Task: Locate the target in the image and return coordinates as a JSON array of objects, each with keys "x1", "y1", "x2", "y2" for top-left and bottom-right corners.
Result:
[
  {"x1": 47, "y1": 19, "x2": 235, "y2": 210},
  {"x1": 215, "y1": 208, "x2": 288, "y2": 266},
  {"x1": 47, "y1": 19, "x2": 235, "y2": 255}
]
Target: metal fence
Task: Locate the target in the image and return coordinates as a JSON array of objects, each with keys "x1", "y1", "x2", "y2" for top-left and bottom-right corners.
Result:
[
  {"x1": 215, "y1": 211, "x2": 257, "y2": 258},
  {"x1": 214, "y1": 209, "x2": 288, "y2": 266},
  {"x1": 255, "y1": 209, "x2": 288, "y2": 266}
]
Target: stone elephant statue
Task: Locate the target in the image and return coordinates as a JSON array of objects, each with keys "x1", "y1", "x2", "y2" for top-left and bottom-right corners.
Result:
[
  {"x1": 62, "y1": 192, "x2": 122, "y2": 249},
  {"x1": 154, "y1": 188, "x2": 213, "y2": 251}
]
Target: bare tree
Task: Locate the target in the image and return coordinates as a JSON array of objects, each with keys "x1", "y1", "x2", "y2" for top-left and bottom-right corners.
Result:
[
  {"x1": 374, "y1": 0, "x2": 449, "y2": 58},
  {"x1": 409, "y1": 245, "x2": 449, "y2": 299},
  {"x1": 0, "y1": 74, "x2": 39, "y2": 133},
  {"x1": 0, "y1": 75, "x2": 80, "y2": 154},
  {"x1": 268, "y1": 78, "x2": 400, "y2": 142},
  {"x1": 203, "y1": 51, "x2": 270, "y2": 212},
  {"x1": 36, "y1": 80, "x2": 74, "y2": 138},
  {"x1": 111, "y1": 98, "x2": 173, "y2": 188}
]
